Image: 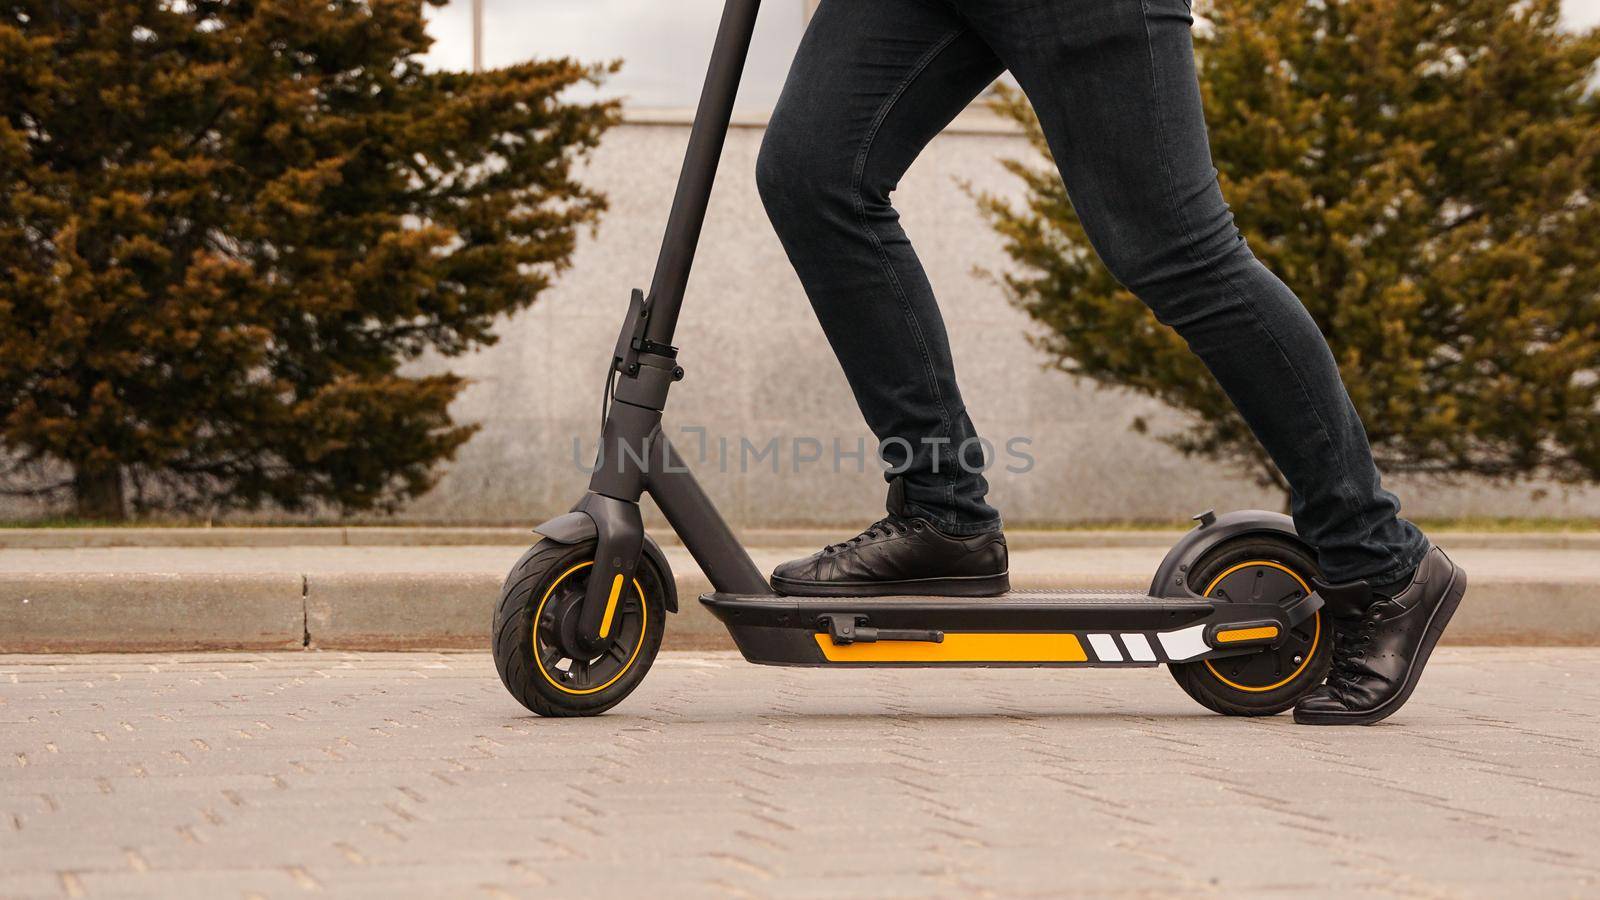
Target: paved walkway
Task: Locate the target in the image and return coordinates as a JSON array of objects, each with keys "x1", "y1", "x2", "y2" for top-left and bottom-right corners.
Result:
[
  {"x1": 6, "y1": 542, "x2": 1600, "y2": 651},
  {"x1": 3, "y1": 649, "x2": 1598, "y2": 897}
]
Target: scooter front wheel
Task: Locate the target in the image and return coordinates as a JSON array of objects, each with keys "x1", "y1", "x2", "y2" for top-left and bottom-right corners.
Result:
[{"x1": 492, "y1": 538, "x2": 667, "y2": 717}]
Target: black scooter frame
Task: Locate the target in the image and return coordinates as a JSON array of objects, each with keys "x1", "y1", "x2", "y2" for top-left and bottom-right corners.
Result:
[{"x1": 541, "y1": 0, "x2": 1321, "y2": 665}]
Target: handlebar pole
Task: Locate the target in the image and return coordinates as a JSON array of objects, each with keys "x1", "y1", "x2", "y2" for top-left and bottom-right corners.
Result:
[{"x1": 641, "y1": 0, "x2": 764, "y2": 346}]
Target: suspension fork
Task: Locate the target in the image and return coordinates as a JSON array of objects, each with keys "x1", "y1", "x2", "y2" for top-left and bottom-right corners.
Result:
[{"x1": 565, "y1": 0, "x2": 767, "y2": 652}]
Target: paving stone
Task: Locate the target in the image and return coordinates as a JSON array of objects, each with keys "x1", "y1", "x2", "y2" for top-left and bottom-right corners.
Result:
[{"x1": 1, "y1": 649, "x2": 1597, "y2": 896}]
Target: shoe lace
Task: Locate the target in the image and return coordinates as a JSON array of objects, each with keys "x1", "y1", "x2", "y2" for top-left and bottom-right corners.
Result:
[
  {"x1": 824, "y1": 515, "x2": 913, "y2": 554},
  {"x1": 1329, "y1": 610, "x2": 1383, "y2": 681}
]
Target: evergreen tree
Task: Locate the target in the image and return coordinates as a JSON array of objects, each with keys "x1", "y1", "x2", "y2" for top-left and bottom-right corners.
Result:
[
  {"x1": 982, "y1": 0, "x2": 1600, "y2": 496},
  {"x1": 0, "y1": 0, "x2": 616, "y2": 519}
]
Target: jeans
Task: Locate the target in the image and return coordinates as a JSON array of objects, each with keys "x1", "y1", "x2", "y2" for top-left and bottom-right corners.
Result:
[{"x1": 755, "y1": 0, "x2": 1429, "y2": 584}]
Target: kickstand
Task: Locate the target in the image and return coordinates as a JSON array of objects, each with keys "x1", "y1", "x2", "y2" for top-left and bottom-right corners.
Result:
[{"x1": 820, "y1": 614, "x2": 943, "y2": 646}]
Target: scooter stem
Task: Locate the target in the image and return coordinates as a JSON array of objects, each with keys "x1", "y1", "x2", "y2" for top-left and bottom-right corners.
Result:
[
  {"x1": 642, "y1": 0, "x2": 763, "y2": 347},
  {"x1": 573, "y1": 0, "x2": 765, "y2": 652}
]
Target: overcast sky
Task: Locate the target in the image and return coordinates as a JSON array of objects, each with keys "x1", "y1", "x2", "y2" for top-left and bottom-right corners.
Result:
[
  {"x1": 423, "y1": 0, "x2": 1600, "y2": 110},
  {"x1": 424, "y1": 0, "x2": 811, "y2": 109}
]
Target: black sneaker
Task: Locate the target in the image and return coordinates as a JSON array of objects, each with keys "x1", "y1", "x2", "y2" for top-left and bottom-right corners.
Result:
[
  {"x1": 770, "y1": 484, "x2": 1008, "y2": 598},
  {"x1": 1293, "y1": 546, "x2": 1467, "y2": 726}
]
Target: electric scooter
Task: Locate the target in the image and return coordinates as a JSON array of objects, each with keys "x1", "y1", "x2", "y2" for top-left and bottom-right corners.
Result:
[{"x1": 491, "y1": 0, "x2": 1332, "y2": 718}]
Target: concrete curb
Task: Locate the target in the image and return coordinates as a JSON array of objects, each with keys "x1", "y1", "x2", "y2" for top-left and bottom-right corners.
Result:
[
  {"x1": 3, "y1": 526, "x2": 1597, "y2": 550},
  {"x1": 1, "y1": 573, "x2": 305, "y2": 653},
  {"x1": 1, "y1": 569, "x2": 1593, "y2": 652},
  {"x1": 305, "y1": 572, "x2": 502, "y2": 651}
]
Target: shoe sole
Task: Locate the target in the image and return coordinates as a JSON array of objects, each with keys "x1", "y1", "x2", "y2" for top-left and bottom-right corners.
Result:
[
  {"x1": 1293, "y1": 559, "x2": 1467, "y2": 726},
  {"x1": 770, "y1": 572, "x2": 1011, "y2": 598}
]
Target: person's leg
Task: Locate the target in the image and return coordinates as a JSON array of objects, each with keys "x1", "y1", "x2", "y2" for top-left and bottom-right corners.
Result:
[
  {"x1": 756, "y1": 0, "x2": 1005, "y2": 536},
  {"x1": 964, "y1": 0, "x2": 1461, "y2": 724},
  {"x1": 959, "y1": 0, "x2": 1428, "y2": 586}
]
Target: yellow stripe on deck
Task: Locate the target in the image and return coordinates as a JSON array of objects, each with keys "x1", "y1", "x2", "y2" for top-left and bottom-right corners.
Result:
[{"x1": 813, "y1": 632, "x2": 1087, "y2": 663}]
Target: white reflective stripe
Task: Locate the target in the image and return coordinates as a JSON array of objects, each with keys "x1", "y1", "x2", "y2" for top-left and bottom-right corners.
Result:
[
  {"x1": 1158, "y1": 624, "x2": 1210, "y2": 662},
  {"x1": 1121, "y1": 633, "x2": 1157, "y2": 662},
  {"x1": 1088, "y1": 633, "x2": 1122, "y2": 662}
]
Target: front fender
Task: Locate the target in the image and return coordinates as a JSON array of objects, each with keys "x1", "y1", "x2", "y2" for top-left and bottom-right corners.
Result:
[
  {"x1": 1148, "y1": 509, "x2": 1310, "y2": 599},
  {"x1": 532, "y1": 512, "x2": 679, "y2": 614}
]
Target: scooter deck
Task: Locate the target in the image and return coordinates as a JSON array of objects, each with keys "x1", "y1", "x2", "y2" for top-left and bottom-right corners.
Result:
[{"x1": 701, "y1": 588, "x2": 1317, "y2": 668}]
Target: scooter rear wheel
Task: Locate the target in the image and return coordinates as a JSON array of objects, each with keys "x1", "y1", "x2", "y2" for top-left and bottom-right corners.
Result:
[
  {"x1": 1168, "y1": 535, "x2": 1332, "y2": 716},
  {"x1": 492, "y1": 539, "x2": 666, "y2": 717}
]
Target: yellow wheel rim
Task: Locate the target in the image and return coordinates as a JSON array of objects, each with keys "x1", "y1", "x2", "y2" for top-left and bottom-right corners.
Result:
[
  {"x1": 532, "y1": 562, "x2": 648, "y2": 696},
  {"x1": 1201, "y1": 560, "x2": 1319, "y2": 693}
]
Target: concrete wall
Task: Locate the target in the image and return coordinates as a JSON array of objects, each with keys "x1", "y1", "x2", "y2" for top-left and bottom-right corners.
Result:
[
  {"x1": 2, "y1": 116, "x2": 1592, "y2": 525},
  {"x1": 395, "y1": 117, "x2": 1600, "y2": 527}
]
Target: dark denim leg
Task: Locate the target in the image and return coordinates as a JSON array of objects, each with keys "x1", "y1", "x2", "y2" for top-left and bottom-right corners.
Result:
[
  {"x1": 960, "y1": 0, "x2": 1428, "y2": 582},
  {"x1": 756, "y1": 0, "x2": 1006, "y2": 535}
]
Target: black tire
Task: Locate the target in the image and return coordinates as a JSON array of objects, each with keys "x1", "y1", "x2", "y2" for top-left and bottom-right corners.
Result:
[
  {"x1": 492, "y1": 539, "x2": 667, "y2": 717},
  {"x1": 1168, "y1": 535, "x2": 1332, "y2": 716}
]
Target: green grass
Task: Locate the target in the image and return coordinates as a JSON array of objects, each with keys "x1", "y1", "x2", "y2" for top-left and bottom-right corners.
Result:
[
  {"x1": 999, "y1": 518, "x2": 1197, "y2": 531},
  {"x1": 1411, "y1": 516, "x2": 1600, "y2": 533},
  {"x1": 1021, "y1": 516, "x2": 1600, "y2": 532},
  {"x1": 0, "y1": 518, "x2": 337, "y2": 529}
]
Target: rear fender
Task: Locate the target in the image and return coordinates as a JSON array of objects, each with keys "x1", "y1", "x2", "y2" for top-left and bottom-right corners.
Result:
[{"x1": 1149, "y1": 509, "x2": 1315, "y2": 603}]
